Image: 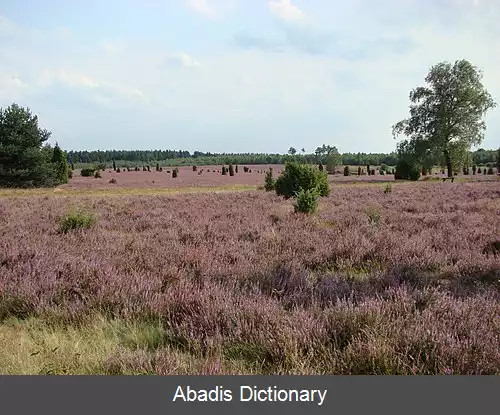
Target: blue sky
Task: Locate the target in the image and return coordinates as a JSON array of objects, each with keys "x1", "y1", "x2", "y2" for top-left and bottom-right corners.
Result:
[{"x1": 1, "y1": 0, "x2": 499, "y2": 153}]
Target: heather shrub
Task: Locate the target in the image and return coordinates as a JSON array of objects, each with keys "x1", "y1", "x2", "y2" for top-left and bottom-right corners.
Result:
[
  {"x1": 293, "y1": 187, "x2": 319, "y2": 214},
  {"x1": 263, "y1": 168, "x2": 275, "y2": 191},
  {"x1": 80, "y1": 168, "x2": 95, "y2": 177},
  {"x1": 343, "y1": 166, "x2": 350, "y2": 176},
  {"x1": 94, "y1": 171, "x2": 101, "y2": 178},
  {"x1": 275, "y1": 162, "x2": 329, "y2": 199},
  {"x1": 57, "y1": 211, "x2": 96, "y2": 234},
  {"x1": 395, "y1": 159, "x2": 420, "y2": 181}
]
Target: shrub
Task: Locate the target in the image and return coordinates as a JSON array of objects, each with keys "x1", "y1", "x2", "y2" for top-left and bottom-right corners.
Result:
[
  {"x1": 229, "y1": 164, "x2": 235, "y2": 176},
  {"x1": 57, "y1": 211, "x2": 96, "y2": 234},
  {"x1": 156, "y1": 163, "x2": 160, "y2": 171},
  {"x1": 68, "y1": 169, "x2": 73, "y2": 179},
  {"x1": 70, "y1": 163, "x2": 75, "y2": 170},
  {"x1": 94, "y1": 170, "x2": 101, "y2": 178},
  {"x1": 293, "y1": 187, "x2": 319, "y2": 214},
  {"x1": 365, "y1": 205, "x2": 381, "y2": 226},
  {"x1": 487, "y1": 166, "x2": 494, "y2": 175},
  {"x1": 116, "y1": 168, "x2": 121, "y2": 173},
  {"x1": 472, "y1": 165, "x2": 477, "y2": 175},
  {"x1": 193, "y1": 165, "x2": 197, "y2": 171},
  {"x1": 343, "y1": 166, "x2": 350, "y2": 176},
  {"x1": 380, "y1": 170, "x2": 385, "y2": 175},
  {"x1": 109, "y1": 178, "x2": 117, "y2": 184},
  {"x1": 384, "y1": 183, "x2": 392, "y2": 194},
  {"x1": 80, "y1": 168, "x2": 95, "y2": 177},
  {"x1": 484, "y1": 168, "x2": 487, "y2": 175},
  {"x1": 143, "y1": 166, "x2": 147, "y2": 171},
  {"x1": 172, "y1": 168, "x2": 178, "y2": 178},
  {"x1": 275, "y1": 162, "x2": 329, "y2": 199},
  {"x1": 222, "y1": 167, "x2": 227, "y2": 175},
  {"x1": 243, "y1": 167, "x2": 249, "y2": 173},
  {"x1": 147, "y1": 166, "x2": 150, "y2": 172},
  {"x1": 357, "y1": 166, "x2": 361, "y2": 176},
  {"x1": 264, "y1": 168, "x2": 275, "y2": 191},
  {"x1": 371, "y1": 169, "x2": 376, "y2": 175},
  {"x1": 319, "y1": 163, "x2": 324, "y2": 171},
  {"x1": 367, "y1": 164, "x2": 371, "y2": 175},
  {"x1": 380, "y1": 163, "x2": 388, "y2": 173},
  {"x1": 394, "y1": 159, "x2": 420, "y2": 181},
  {"x1": 477, "y1": 167, "x2": 482, "y2": 174}
]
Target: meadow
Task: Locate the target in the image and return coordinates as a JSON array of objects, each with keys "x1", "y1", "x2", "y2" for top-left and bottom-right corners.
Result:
[{"x1": 0, "y1": 171, "x2": 499, "y2": 375}]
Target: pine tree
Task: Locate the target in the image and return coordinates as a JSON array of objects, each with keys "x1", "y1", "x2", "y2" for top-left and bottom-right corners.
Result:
[{"x1": 51, "y1": 142, "x2": 68, "y2": 184}]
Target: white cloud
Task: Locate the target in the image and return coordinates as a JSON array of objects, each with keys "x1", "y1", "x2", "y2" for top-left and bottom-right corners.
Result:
[
  {"x1": 185, "y1": 0, "x2": 236, "y2": 18},
  {"x1": 268, "y1": 0, "x2": 304, "y2": 23},
  {"x1": 165, "y1": 52, "x2": 201, "y2": 68}
]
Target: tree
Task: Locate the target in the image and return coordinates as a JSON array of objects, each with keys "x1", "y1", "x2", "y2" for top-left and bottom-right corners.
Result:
[
  {"x1": 497, "y1": 147, "x2": 500, "y2": 174},
  {"x1": 288, "y1": 147, "x2": 297, "y2": 155},
  {"x1": 0, "y1": 103, "x2": 61, "y2": 188},
  {"x1": 264, "y1": 168, "x2": 275, "y2": 191},
  {"x1": 51, "y1": 142, "x2": 68, "y2": 184},
  {"x1": 392, "y1": 60, "x2": 496, "y2": 177},
  {"x1": 113, "y1": 160, "x2": 116, "y2": 171}
]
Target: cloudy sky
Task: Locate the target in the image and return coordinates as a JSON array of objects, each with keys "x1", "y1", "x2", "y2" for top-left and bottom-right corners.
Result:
[{"x1": 1, "y1": 0, "x2": 499, "y2": 153}]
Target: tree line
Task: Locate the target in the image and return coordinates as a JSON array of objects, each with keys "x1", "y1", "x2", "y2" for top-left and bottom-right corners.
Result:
[{"x1": 1, "y1": 58, "x2": 499, "y2": 188}]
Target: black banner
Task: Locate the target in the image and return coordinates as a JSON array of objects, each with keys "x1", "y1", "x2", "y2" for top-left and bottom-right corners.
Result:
[{"x1": 0, "y1": 376, "x2": 497, "y2": 414}]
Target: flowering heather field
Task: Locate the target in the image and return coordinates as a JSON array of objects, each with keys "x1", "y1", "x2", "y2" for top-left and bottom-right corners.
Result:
[
  {"x1": 57, "y1": 164, "x2": 498, "y2": 192},
  {"x1": 0, "y1": 180, "x2": 499, "y2": 374}
]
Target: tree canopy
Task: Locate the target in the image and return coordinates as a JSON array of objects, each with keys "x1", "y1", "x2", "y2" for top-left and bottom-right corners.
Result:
[
  {"x1": 392, "y1": 59, "x2": 496, "y2": 177},
  {"x1": 0, "y1": 103, "x2": 67, "y2": 188}
]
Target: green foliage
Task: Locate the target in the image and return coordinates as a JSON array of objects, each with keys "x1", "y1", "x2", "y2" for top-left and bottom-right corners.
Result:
[
  {"x1": 264, "y1": 168, "x2": 275, "y2": 191},
  {"x1": 51, "y1": 142, "x2": 68, "y2": 184},
  {"x1": 366, "y1": 164, "x2": 371, "y2": 175},
  {"x1": 275, "y1": 162, "x2": 329, "y2": 199},
  {"x1": 472, "y1": 165, "x2": 477, "y2": 175},
  {"x1": 384, "y1": 183, "x2": 392, "y2": 194},
  {"x1": 393, "y1": 59, "x2": 496, "y2": 177},
  {"x1": 0, "y1": 103, "x2": 61, "y2": 188},
  {"x1": 57, "y1": 211, "x2": 96, "y2": 234},
  {"x1": 80, "y1": 168, "x2": 95, "y2": 177},
  {"x1": 229, "y1": 164, "x2": 234, "y2": 176},
  {"x1": 94, "y1": 171, "x2": 101, "y2": 178},
  {"x1": 395, "y1": 159, "x2": 421, "y2": 181},
  {"x1": 293, "y1": 187, "x2": 319, "y2": 214},
  {"x1": 318, "y1": 163, "x2": 324, "y2": 171},
  {"x1": 343, "y1": 166, "x2": 350, "y2": 176},
  {"x1": 222, "y1": 166, "x2": 227, "y2": 175},
  {"x1": 357, "y1": 166, "x2": 361, "y2": 176},
  {"x1": 172, "y1": 168, "x2": 178, "y2": 178},
  {"x1": 380, "y1": 163, "x2": 388, "y2": 173}
]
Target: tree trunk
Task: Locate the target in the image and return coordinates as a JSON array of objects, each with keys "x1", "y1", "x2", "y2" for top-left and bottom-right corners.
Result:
[{"x1": 444, "y1": 149, "x2": 453, "y2": 177}]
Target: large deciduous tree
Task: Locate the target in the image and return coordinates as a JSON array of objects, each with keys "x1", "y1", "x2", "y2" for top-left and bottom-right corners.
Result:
[{"x1": 392, "y1": 60, "x2": 496, "y2": 177}]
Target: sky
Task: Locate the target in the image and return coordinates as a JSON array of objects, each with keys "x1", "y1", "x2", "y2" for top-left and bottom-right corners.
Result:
[{"x1": 0, "y1": 0, "x2": 499, "y2": 154}]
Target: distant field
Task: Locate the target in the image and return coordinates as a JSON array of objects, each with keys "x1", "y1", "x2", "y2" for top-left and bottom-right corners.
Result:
[
  {"x1": 0, "y1": 180, "x2": 499, "y2": 374},
  {"x1": 44, "y1": 164, "x2": 500, "y2": 193}
]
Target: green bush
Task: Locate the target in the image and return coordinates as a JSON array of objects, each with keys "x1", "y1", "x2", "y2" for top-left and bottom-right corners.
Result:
[
  {"x1": 94, "y1": 170, "x2": 101, "y2": 178},
  {"x1": 80, "y1": 168, "x2": 95, "y2": 177},
  {"x1": 264, "y1": 168, "x2": 275, "y2": 191},
  {"x1": 275, "y1": 162, "x2": 329, "y2": 199},
  {"x1": 384, "y1": 183, "x2": 392, "y2": 194},
  {"x1": 57, "y1": 211, "x2": 96, "y2": 234},
  {"x1": 293, "y1": 187, "x2": 319, "y2": 214},
  {"x1": 343, "y1": 166, "x2": 350, "y2": 176},
  {"x1": 229, "y1": 164, "x2": 235, "y2": 176},
  {"x1": 394, "y1": 159, "x2": 420, "y2": 181}
]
